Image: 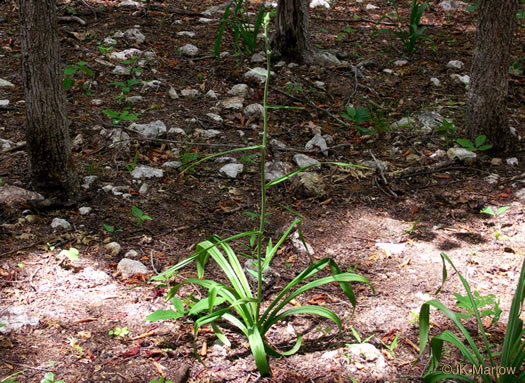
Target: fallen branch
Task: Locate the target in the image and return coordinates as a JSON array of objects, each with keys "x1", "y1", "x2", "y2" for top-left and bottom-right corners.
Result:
[{"x1": 57, "y1": 15, "x2": 86, "y2": 25}]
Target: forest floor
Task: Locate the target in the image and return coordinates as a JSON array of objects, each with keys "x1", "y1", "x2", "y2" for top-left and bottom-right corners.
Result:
[{"x1": 0, "y1": 0, "x2": 525, "y2": 382}]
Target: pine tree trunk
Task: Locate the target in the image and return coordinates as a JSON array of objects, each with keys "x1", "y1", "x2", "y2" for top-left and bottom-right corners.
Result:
[
  {"x1": 465, "y1": 0, "x2": 518, "y2": 152},
  {"x1": 271, "y1": 0, "x2": 313, "y2": 63},
  {"x1": 20, "y1": 0, "x2": 78, "y2": 196}
]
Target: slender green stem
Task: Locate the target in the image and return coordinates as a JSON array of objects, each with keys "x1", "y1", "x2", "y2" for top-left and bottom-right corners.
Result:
[{"x1": 256, "y1": 19, "x2": 271, "y2": 322}]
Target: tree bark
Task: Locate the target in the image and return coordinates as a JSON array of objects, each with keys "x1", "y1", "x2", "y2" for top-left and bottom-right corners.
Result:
[
  {"x1": 271, "y1": 0, "x2": 313, "y2": 63},
  {"x1": 19, "y1": 0, "x2": 78, "y2": 196},
  {"x1": 465, "y1": 0, "x2": 518, "y2": 152}
]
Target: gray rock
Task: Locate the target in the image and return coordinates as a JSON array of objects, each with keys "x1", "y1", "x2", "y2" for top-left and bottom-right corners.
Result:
[
  {"x1": 162, "y1": 161, "x2": 182, "y2": 169},
  {"x1": 244, "y1": 67, "x2": 270, "y2": 83},
  {"x1": 91, "y1": 99, "x2": 104, "y2": 106},
  {"x1": 244, "y1": 103, "x2": 264, "y2": 121},
  {"x1": 314, "y1": 52, "x2": 341, "y2": 67},
  {"x1": 228, "y1": 84, "x2": 250, "y2": 98},
  {"x1": 0, "y1": 306, "x2": 39, "y2": 333},
  {"x1": 361, "y1": 159, "x2": 389, "y2": 171},
  {"x1": 486, "y1": 174, "x2": 499, "y2": 185},
  {"x1": 430, "y1": 77, "x2": 441, "y2": 86},
  {"x1": 394, "y1": 60, "x2": 408, "y2": 66},
  {"x1": 0, "y1": 138, "x2": 14, "y2": 150},
  {"x1": 506, "y1": 157, "x2": 518, "y2": 166},
  {"x1": 112, "y1": 65, "x2": 130, "y2": 75},
  {"x1": 439, "y1": 0, "x2": 466, "y2": 10},
  {"x1": 143, "y1": 80, "x2": 162, "y2": 89},
  {"x1": 113, "y1": 30, "x2": 124, "y2": 38},
  {"x1": 128, "y1": 120, "x2": 167, "y2": 138},
  {"x1": 126, "y1": 95, "x2": 143, "y2": 104},
  {"x1": 103, "y1": 37, "x2": 117, "y2": 45},
  {"x1": 347, "y1": 343, "x2": 386, "y2": 366},
  {"x1": 125, "y1": 250, "x2": 139, "y2": 258},
  {"x1": 270, "y1": 139, "x2": 287, "y2": 150},
  {"x1": 446, "y1": 60, "x2": 464, "y2": 69},
  {"x1": 195, "y1": 128, "x2": 222, "y2": 139},
  {"x1": 310, "y1": 0, "x2": 331, "y2": 8},
  {"x1": 447, "y1": 147, "x2": 477, "y2": 162},
  {"x1": 0, "y1": 79, "x2": 15, "y2": 87},
  {"x1": 314, "y1": 81, "x2": 325, "y2": 89},
  {"x1": 104, "y1": 242, "x2": 121, "y2": 256},
  {"x1": 0, "y1": 185, "x2": 44, "y2": 207},
  {"x1": 490, "y1": 158, "x2": 503, "y2": 166},
  {"x1": 110, "y1": 48, "x2": 142, "y2": 61},
  {"x1": 202, "y1": 3, "x2": 229, "y2": 16},
  {"x1": 390, "y1": 117, "x2": 415, "y2": 129},
  {"x1": 180, "y1": 44, "x2": 199, "y2": 56},
  {"x1": 417, "y1": 111, "x2": 443, "y2": 130},
  {"x1": 375, "y1": 242, "x2": 406, "y2": 255},
  {"x1": 79, "y1": 207, "x2": 92, "y2": 215},
  {"x1": 131, "y1": 165, "x2": 164, "y2": 179},
  {"x1": 168, "y1": 87, "x2": 179, "y2": 99},
  {"x1": 198, "y1": 17, "x2": 214, "y2": 24},
  {"x1": 181, "y1": 89, "x2": 199, "y2": 97},
  {"x1": 215, "y1": 156, "x2": 237, "y2": 163},
  {"x1": 305, "y1": 134, "x2": 328, "y2": 155},
  {"x1": 205, "y1": 89, "x2": 218, "y2": 99},
  {"x1": 291, "y1": 232, "x2": 314, "y2": 255},
  {"x1": 176, "y1": 31, "x2": 196, "y2": 38},
  {"x1": 450, "y1": 73, "x2": 470, "y2": 86},
  {"x1": 220, "y1": 163, "x2": 244, "y2": 178},
  {"x1": 51, "y1": 218, "x2": 72, "y2": 231},
  {"x1": 117, "y1": 258, "x2": 148, "y2": 277},
  {"x1": 366, "y1": 3, "x2": 379, "y2": 9},
  {"x1": 168, "y1": 127, "x2": 186, "y2": 136},
  {"x1": 123, "y1": 28, "x2": 145, "y2": 43},
  {"x1": 294, "y1": 154, "x2": 320, "y2": 169},
  {"x1": 0, "y1": 100, "x2": 9, "y2": 106},
  {"x1": 293, "y1": 172, "x2": 325, "y2": 198},
  {"x1": 221, "y1": 96, "x2": 244, "y2": 111},
  {"x1": 515, "y1": 188, "x2": 525, "y2": 200},
  {"x1": 206, "y1": 113, "x2": 223, "y2": 123},
  {"x1": 83, "y1": 176, "x2": 98, "y2": 187},
  {"x1": 139, "y1": 183, "x2": 148, "y2": 194},
  {"x1": 109, "y1": 129, "x2": 131, "y2": 150},
  {"x1": 118, "y1": 0, "x2": 141, "y2": 9},
  {"x1": 265, "y1": 161, "x2": 291, "y2": 182},
  {"x1": 251, "y1": 52, "x2": 266, "y2": 63}
]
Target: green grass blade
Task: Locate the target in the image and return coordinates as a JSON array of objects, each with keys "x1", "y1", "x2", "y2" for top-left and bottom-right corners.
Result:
[
  {"x1": 261, "y1": 218, "x2": 301, "y2": 269},
  {"x1": 248, "y1": 325, "x2": 271, "y2": 376},
  {"x1": 182, "y1": 145, "x2": 263, "y2": 174},
  {"x1": 263, "y1": 306, "x2": 342, "y2": 334}
]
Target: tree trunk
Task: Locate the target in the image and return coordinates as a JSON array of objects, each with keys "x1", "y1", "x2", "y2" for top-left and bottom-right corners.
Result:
[
  {"x1": 271, "y1": 0, "x2": 313, "y2": 63},
  {"x1": 20, "y1": 0, "x2": 78, "y2": 196},
  {"x1": 465, "y1": 0, "x2": 518, "y2": 152}
]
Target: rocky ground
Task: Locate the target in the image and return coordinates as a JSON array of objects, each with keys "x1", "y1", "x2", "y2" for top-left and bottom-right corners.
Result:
[{"x1": 0, "y1": 0, "x2": 524, "y2": 382}]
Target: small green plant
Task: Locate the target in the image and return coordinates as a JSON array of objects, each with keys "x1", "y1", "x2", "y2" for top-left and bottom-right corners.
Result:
[
  {"x1": 125, "y1": 152, "x2": 138, "y2": 173},
  {"x1": 481, "y1": 205, "x2": 510, "y2": 217},
  {"x1": 348, "y1": 326, "x2": 375, "y2": 345},
  {"x1": 316, "y1": 327, "x2": 333, "y2": 336},
  {"x1": 418, "y1": 253, "x2": 525, "y2": 382},
  {"x1": 149, "y1": 378, "x2": 174, "y2": 383},
  {"x1": 104, "y1": 224, "x2": 123, "y2": 233},
  {"x1": 109, "y1": 78, "x2": 141, "y2": 104},
  {"x1": 58, "y1": 247, "x2": 79, "y2": 262},
  {"x1": 108, "y1": 326, "x2": 130, "y2": 338},
  {"x1": 285, "y1": 82, "x2": 303, "y2": 95},
  {"x1": 341, "y1": 106, "x2": 373, "y2": 135},
  {"x1": 337, "y1": 26, "x2": 356, "y2": 40},
  {"x1": 381, "y1": 335, "x2": 399, "y2": 359},
  {"x1": 0, "y1": 178, "x2": 3, "y2": 187},
  {"x1": 96, "y1": 42, "x2": 113, "y2": 55},
  {"x1": 63, "y1": 61, "x2": 95, "y2": 94},
  {"x1": 40, "y1": 372, "x2": 64, "y2": 383},
  {"x1": 102, "y1": 109, "x2": 139, "y2": 125},
  {"x1": 241, "y1": 154, "x2": 257, "y2": 164},
  {"x1": 214, "y1": 0, "x2": 268, "y2": 56},
  {"x1": 120, "y1": 56, "x2": 143, "y2": 77},
  {"x1": 408, "y1": 309, "x2": 419, "y2": 325},
  {"x1": 456, "y1": 135, "x2": 492, "y2": 152},
  {"x1": 147, "y1": 14, "x2": 372, "y2": 377},
  {"x1": 436, "y1": 119, "x2": 458, "y2": 148},
  {"x1": 509, "y1": 59, "x2": 525, "y2": 75},
  {"x1": 374, "y1": 0, "x2": 433, "y2": 54},
  {"x1": 131, "y1": 205, "x2": 152, "y2": 226},
  {"x1": 453, "y1": 291, "x2": 501, "y2": 324}
]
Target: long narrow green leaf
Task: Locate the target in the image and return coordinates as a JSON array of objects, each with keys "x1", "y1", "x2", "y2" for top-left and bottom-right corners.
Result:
[
  {"x1": 182, "y1": 145, "x2": 263, "y2": 174},
  {"x1": 248, "y1": 326, "x2": 271, "y2": 376},
  {"x1": 211, "y1": 322, "x2": 231, "y2": 347},
  {"x1": 263, "y1": 306, "x2": 342, "y2": 334},
  {"x1": 150, "y1": 231, "x2": 259, "y2": 281},
  {"x1": 423, "y1": 371, "x2": 477, "y2": 383},
  {"x1": 263, "y1": 273, "x2": 369, "y2": 330},
  {"x1": 262, "y1": 218, "x2": 301, "y2": 269}
]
